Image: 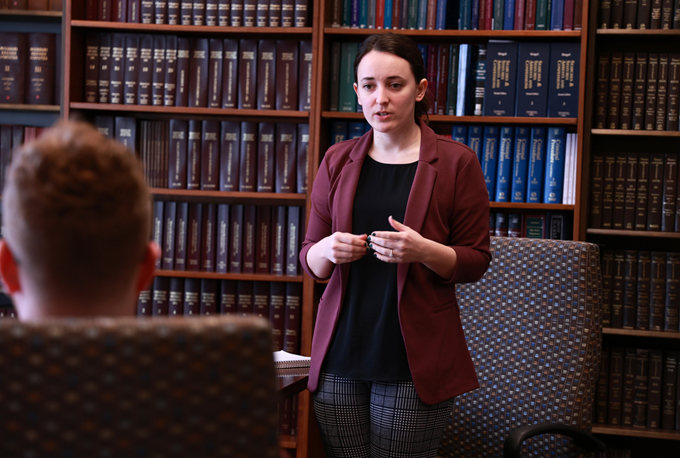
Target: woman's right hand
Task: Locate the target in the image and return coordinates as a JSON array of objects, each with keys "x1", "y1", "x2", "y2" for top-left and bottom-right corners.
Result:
[{"x1": 321, "y1": 232, "x2": 369, "y2": 265}]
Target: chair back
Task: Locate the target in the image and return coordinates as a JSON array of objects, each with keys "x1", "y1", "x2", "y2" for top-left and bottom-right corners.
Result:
[
  {"x1": 438, "y1": 237, "x2": 602, "y2": 458},
  {"x1": 0, "y1": 315, "x2": 279, "y2": 458}
]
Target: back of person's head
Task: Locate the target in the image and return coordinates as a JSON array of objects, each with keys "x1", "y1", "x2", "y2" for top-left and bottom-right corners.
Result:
[{"x1": 1, "y1": 120, "x2": 154, "y2": 313}]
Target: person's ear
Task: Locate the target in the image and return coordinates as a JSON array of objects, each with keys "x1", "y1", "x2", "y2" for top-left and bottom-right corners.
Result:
[
  {"x1": 0, "y1": 240, "x2": 21, "y2": 294},
  {"x1": 135, "y1": 241, "x2": 160, "y2": 293},
  {"x1": 415, "y1": 78, "x2": 428, "y2": 102},
  {"x1": 353, "y1": 82, "x2": 362, "y2": 105}
]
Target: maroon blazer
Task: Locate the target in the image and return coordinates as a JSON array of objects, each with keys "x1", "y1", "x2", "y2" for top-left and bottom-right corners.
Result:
[{"x1": 300, "y1": 122, "x2": 491, "y2": 405}]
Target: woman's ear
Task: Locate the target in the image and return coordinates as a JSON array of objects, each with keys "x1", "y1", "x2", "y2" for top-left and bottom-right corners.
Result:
[
  {"x1": 353, "y1": 82, "x2": 362, "y2": 105},
  {"x1": 416, "y1": 78, "x2": 428, "y2": 102}
]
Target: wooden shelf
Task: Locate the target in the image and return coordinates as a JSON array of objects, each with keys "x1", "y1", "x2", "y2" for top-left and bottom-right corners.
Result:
[
  {"x1": 597, "y1": 29, "x2": 680, "y2": 36},
  {"x1": 70, "y1": 20, "x2": 313, "y2": 35},
  {"x1": 591, "y1": 128, "x2": 680, "y2": 137},
  {"x1": 324, "y1": 28, "x2": 582, "y2": 39},
  {"x1": 587, "y1": 229, "x2": 680, "y2": 238},
  {"x1": 603, "y1": 328, "x2": 680, "y2": 339},
  {"x1": 279, "y1": 437, "x2": 297, "y2": 449},
  {"x1": 155, "y1": 270, "x2": 304, "y2": 282},
  {"x1": 592, "y1": 425, "x2": 680, "y2": 440},
  {"x1": 151, "y1": 189, "x2": 307, "y2": 206},
  {"x1": 490, "y1": 202, "x2": 575, "y2": 210},
  {"x1": 0, "y1": 104, "x2": 60, "y2": 112},
  {"x1": 70, "y1": 103, "x2": 309, "y2": 118},
  {"x1": 0, "y1": 10, "x2": 62, "y2": 18},
  {"x1": 322, "y1": 111, "x2": 578, "y2": 125}
]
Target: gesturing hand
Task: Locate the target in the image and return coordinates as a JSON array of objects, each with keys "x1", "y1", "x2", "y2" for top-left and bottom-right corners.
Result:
[
  {"x1": 367, "y1": 216, "x2": 426, "y2": 263},
  {"x1": 322, "y1": 232, "x2": 369, "y2": 265}
]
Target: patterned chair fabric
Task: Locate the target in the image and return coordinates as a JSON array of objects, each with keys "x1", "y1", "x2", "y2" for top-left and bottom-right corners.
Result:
[
  {"x1": 0, "y1": 315, "x2": 280, "y2": 458},
  {"x1": 438, "y1": 237, "x2": 602, "y2": 458}
]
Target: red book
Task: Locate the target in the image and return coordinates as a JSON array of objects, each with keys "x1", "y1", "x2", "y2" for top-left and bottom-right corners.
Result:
[
  {"x1": 174, "y1": 202, "x2": 189, "y2": 270},
  {"x1": 25, "y1": 33, "x2": 56, "y2": 105},
  {"x1": 113, "y1": 0, "x2": 127, "y2": 21},
  {"x1": 86, "y1": 0, "x2": 98, "y2": 19},
  {"x1": 216, "y1": 204, "x2": 230, "y2": 273},
  {"x1": 243, "y1": 205, "x2": 257, "y2": 274},
  {"x1": 479, "y1": 0, "x2": 487, "y2": 29},
  {"x1": 298, "y1": 40, "x2": 313, "y2": 111},
  {"x1": 238, "y1": 39, "x2": 257, "y2": 109},
  {"x1": 152, "y1": 277, "x2": 170, "y2": 316},
  {"x1": 164, "y1": 35, "x2": 178, "y2": 106},
  {"x1": 515, "y1": 0, "x2": 526, "y2": 29},
  {"x1": 563, "y1": 0, "x2": 575, "y2": 30},
  {"x1": 200, "y1": 203, "x2": 217, "y2": 272},
  {"x1": 275, "y1": 123, "x2": 297, "y2": 193},
  {"x1": 269, "y1": 282, "x2": 286, "y2": 350},
  {"x1": 200, "y1": 279, "x2": 218, "y2": 315},
  {"x1": 283, "y1": 282, "x2": 302, "y2": 352},
  {"x1": 296, "y1": 123, "x2": 309, "y2": 194},
  {"x1": 426, "y1": 0, "x2": 436, "y2": 29},
  {"x1": 220, "y1": 280, "x2": 237, "y2": 315},
  {"x1": 220, "y1": 121, "x2": 240, "y2": 191},
  {"x1": 270, "y1": 206, "x2": 286, "y2": 275},
  {"x1": 275, "y1": 40, "x2": 299, "y2": 110},
  {"x1": 229, "y1": 204, "x2": 244, "y2": 273},
  {"x1": 257, "y1": 40, "x2": 276, "y2": 110},
  {"x1": 239, "y1": 121, "x2": 257, "y2": 192},
  {"x1": 187, "y1": 119, "x2": 202, "y2": 189},
  {"x1": 222, "y1": 39, "x2": 239, "y2": 109},
  {"x1": 525, "y1": 0, "x2": 537, "y2": 29},
  {"x1": 208, "y1": 38, "x2": 223, "y2": 108},
  {"x1": 436, "y1": 45, "x2": 449, "y2": 115},
  {"x1": 256, "y1": 206, "x2": 271, "y2": 274},
  {"x1": 253, "y1": 281, "x2": 269, "y2": 318},
  {"x1": 237, "y1": 280, "x2": 254, "y2": 315},
  {"x1": 376, "y1": 0, "x2": 385, "y2": 28},
  {"x1": 168, "y1": 277, "x2": 184, "y2": 316},
  {"x1": 186, "y1": 202, "x2": 203, "y2": 272},
  {"x1": 257, "y1": 122, "x2": 275, "y2": 192},
  {"x1": 484, "y1": 0, "x2": 493, "y2": 29},
  {"x1": 162, "y1": 201, "x2": 177, "y2": 270},
  {"x1": 183, "y1": 278, "x2": 200, "y2": 316},
  {"x1": 200, "y1": 120, "x2": 220, "y2": 190},
  {"x1": 574, "y1": 0, "x2": 583, "y2": 29},
  {"x1": 189, "y1": 38, "x2": 209, "y2": 107}
]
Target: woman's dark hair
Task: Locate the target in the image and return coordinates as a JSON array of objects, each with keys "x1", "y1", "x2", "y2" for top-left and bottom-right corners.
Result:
[{"x1": 354, "y1": 33, "x2": 429, "y2": 123}]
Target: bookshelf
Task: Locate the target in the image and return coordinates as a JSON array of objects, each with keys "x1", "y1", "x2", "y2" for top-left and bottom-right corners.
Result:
[{"x1": 582, "y1": 0, "x2": 680, "y2": 454}]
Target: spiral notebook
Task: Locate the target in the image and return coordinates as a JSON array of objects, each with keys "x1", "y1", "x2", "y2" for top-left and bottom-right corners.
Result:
[{"x1": 273, "y1": 350, "x2": 311, "y2": 369}]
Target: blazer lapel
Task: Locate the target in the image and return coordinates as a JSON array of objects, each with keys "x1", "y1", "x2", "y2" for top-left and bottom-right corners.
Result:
[{"x1": 333, "y1": 130, "x2": 373, "y2": 234}]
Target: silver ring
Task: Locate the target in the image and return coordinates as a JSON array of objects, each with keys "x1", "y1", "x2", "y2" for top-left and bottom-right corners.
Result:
[{"x1": 390, "y1": 249, "x2": 393, "y2": 258}]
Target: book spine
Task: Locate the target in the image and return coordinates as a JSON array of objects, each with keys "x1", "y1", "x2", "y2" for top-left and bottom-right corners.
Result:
[
  {"x1": 257, "y1": 122, "x2": 276, "y2": 192},
  {"x1": 620, "y1": 52, "x2": 635, "y2": 129},
  {"x1": 494, "y1": 212, "x2": 508, "y2": 236},
  {"x1": 187, "y1": 119, "x2": 202, "y2": 189},
  {"x1": 189, "y1": 38, "x2": 209, "y2": 107},
  {"x1": 595, "y1": 52, "x2": 610, "y2": 128},
  {"x1": 612, "y1": 151, "x2": 627, "y2": 229},
  {"x1": 222, "y1": 39, "x2": 239, "y2": 109},
  {"x1": 662, "y1": 152, "x2": 679, "y2": 231},
  {"x1": 286, "y1": 206, "x2": 301, "y2": 275},
  {"x1": 163, "y1": 35, "x2": 177, "y2": 106},
  {"x1": 167, "y1": 0, "x2": 180, "y2": 22},
  {"x1": 168, "y1": 277, "x2": 184, "y2": 316},
  {"x1": 622, "y1": 347, "x2": 636, "y2": 426},
  {"x1": 162, "y1": 201, "x2": 177, "y2": 270},
  {"x1": 141, "y1": 0, "x2": 153, "y2": 23},
  {"x1": 656, "y1": 53, "x2": 670, "y2": 130},
  {"x1": 207, "y1": 38, "x2": 224, "y2": 109},
  {"x1": 152, "y1": 277, "x2": 170, "y2": 316},
  {"x1": 622, "y1": 250, "x2": 638, "y2": 329},
  {"x1": 623, "y1": 0, "x2": 638, "y2": 28},
  {"x1": 596, "y1": 347, "x2": 610, "y2": 423},
  {"x1": 255, "y1": 206, "x2": 271, "y2": 273},
  {"x1": 515, "y1": 42, "x2": 550, "y2": 117},
  {"x1": 183, "y1": 278, "x2": 200, "y2": 316},
  {"x1": 623, "y1": 151, "x2": 638, "y2": 230},
  {"x1": 216, "y1": 204, "x2": 230, "y2": 273},
  {"x1": 661, "y1": 351, "x2": 677, "y2": 429},
  {"x1": 666, "y1": 252, "x2": 680, "y2": 331},
  {"x1": 543, "y1": 127, "x2": 567, "y2": 204},
  {"x1": 220, "y1": 280, "x2": 237, "y2": 314},
  {"x1": 239, "y1": 121, "x2": 258, "y2": 192},
  {"x1": 635, "y1": 154, "x2": 650, "y2": 229},
  {"x1": 297, "y1": 123, "x2": 310, "y2": 194},
  {"x1": 220, "y1": 121, "x2": 240, "y2": 191},
  {"x1": 181, "y1": 0, "x2": 193, "y2": 23},
  {"x1": 257, "y1": 40, "x2": 276, "y2": 110},
  {"x1": 199, "y1": 279, "x2": 218, "y2": 315},
  {"x1": 26, "y1": 33, "x2": 56, "y2": 105},
  {"x1": 151, "y1": 34, "x2": 166, "y2": 106},
  {"x1": 271, "y1": 206, "x2": 287, "y2": 275},
  {"x1": 275, "y1": 39, "x2": 300, "y2": 110},
  {"x1": 231, "y1": 0, "x2": 244, "y2": 26},
  {"x1": 646, "y1": 349, "x2": 662, "y2": 428},
  {"x1": 201, "y1": 203, "x2": 216, "y2": 272},
  {"x1": 298, "y1": 40, "x2": 312, "y2": 111},
  {"x1": 175, "y1": 37, "x2": 190, "y2": 107},
  {"x1": 647, "y1": 152, "x2": 664, "y2": 230},
  {"x1": 473, "y1": 44, "x2": 487, "y2": 116},
  {"x1": 607, "y1": 52, "x2": 624, "y2": 128},
  {"x1": 645, "y1": 54, "x2": 659, "y2": 130},
  {"x1": 155, "y1": 0, "x2": 168, "y2": 23},
  {"x1": 650, "y1": 251, "x2": 667, "y2": 330},
  {"x1": 242, "y1": 205, "x2": 256, "y2": 273},
  {"x1": 168, "y1": 119, "x2": 188, "y2": 189},
  {"x1": 201, "y1": 120, "x2": 220, "y2": 191},
  {"x1": 481, "y1": 125, "x2": 500, "y2": 200},
  {"x1": 547, "y1": 42, "x2": 580, "y2": 117},
  {"x1": 294, "y1": 0, "x2": 308, "y2": 26},
  {"x1": 219, "y1": 0, "x2": 231, "y2": 26},
  {"x1": 636, "y1": 250, "x2": 652, "y2": 329},
  {"x1": 527, "y1": 127, "x2": 546, "y2": 203},
  {"x1": 174, "y1": 202, "x2": 189, "y2": 270},
  {"x1": 632, "y1": 53, "x2": 648, "y2": 130},
  {"x1": 85, "y1": 34, "x2": 100, "y2": 103},
  {"x1": 256, "y1": 0, "x2": 268, "y2": 26},
  {"x1": 638, "y1": 0, "x2": 652, "y2": 27},
  {"x1": 611, "y1": 0, "x2": 625, "y2": 27},
  {"x1": 252, "y1": 281, "x2": 269, "y2": 318},
  {"x1": 483, "y1": 41, "x2": 518, "y2": 117},
  {"x1": 611, "y1": 250, "x2": 625, "y2": 328},
  {"x1": 633, "y1": 349, "x2": 651, "y2": 427},
  {"x1": 275, "y1": 123, "x2": 297, "y2": 193},
  {"x1": 662, "y1": 0, "x2": 673, "y2": 27},
  {"x1": 193, "y1": 0, "x2": 207, "y2": 25},
  {"x1": 494, "y1": 126, "x2": 514, "y2": 202},
  {"x1": 98, "y1": 33, "x2": 112, "y2": 104},
  {"x1": 269, "y1": 281, "x2": 286, "y2": 350},
  {"x1": 510, "y1": 126, "x2": 530, "y2": 203},
  {"x1": 238, "y1": 39, "x2": 258, "y2": 109},
  {"x1": 137, "y1": 34, "x2": 153, "y2": 105},
  {"x1": 229, "y1": 204, "x2": 244, "y2": 273},
  {"x1": 283, "y1": 282, "x2": 302, "y2": 352},
  {"x1": 667, "y1": 54, "x2": 680, "y2": 130},
  {"x1": 280, "y1": 0, "x2": 294, "y2": 26},
  {"x1": 137, "y1": 283, "x2": 152, "y2": 316},
  {"x1": 187, "y1": 202, "x2": 203, "y2": 272},
  {"x1": 601, "y1": 250, "x2": 614, "y2": 326},
  {"x1": 590, "y1": 151, "x2": 605, "y2": 228},
  {"x1": 152, "y1": 200, "x2": 164, "y2": 269}
]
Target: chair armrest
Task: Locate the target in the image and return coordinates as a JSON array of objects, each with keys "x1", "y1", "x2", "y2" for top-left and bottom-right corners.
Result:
[{"x1": 503, "y1": 423, "x2": 606, "y2": 458}]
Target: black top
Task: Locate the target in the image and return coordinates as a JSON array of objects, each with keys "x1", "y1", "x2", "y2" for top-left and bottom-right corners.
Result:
[{"x1": 323, "y1": 155, "x2": 418, "y2": 381}]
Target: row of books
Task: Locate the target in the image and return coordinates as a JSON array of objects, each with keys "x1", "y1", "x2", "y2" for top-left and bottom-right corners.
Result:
[
  {"x1": 0, "y1": 124, "x2": 44, "y2": 192},
  {"x1": 0, "y1": 33, "x2": 60, "y2": 106},
  {"x1": 598, "y1": 0, "x2": 680, "y2": 29},
  {"x1": 596, "y1": 451, "x2": 631, "y2": 458},
  {"x1": 151, "y1": 201, "x2": 303, "y2": 276},
  {"x1": 85, "y1": 34, "x2": 312, "y2": 110},
  {"x1": 600, "y1": 249, "x2": 680, "y2": 332},
  {"x1": 595, "y1": 347, "x2": 679, "y2": 430},
  {"x1": 0, "y1": 307, "x2": 16, "y2": 319},
  {"x1": 94, "y1": 116, "x2": 309, "y2": 194},
  {"x1": 595, "y1": 52, "x2": 680, "y2": 131},
  {"x1": 590, "y1": 151, "x2": 680, "y2": 232},
  {"x1": 84, "y1": 0, "x2": 309, "y2": 27},
  {"x1": 0, "y1": 0, "x2": 61, "y2": 10},
  {"x1": 329, "y1": 0, "x2": 583, "y2": 30},
  {"x1": 490, "y1": 211, "x2": 573, "y2": 239},
  {"x1": 330, "y1": 40, "x2": 580, "y2": 119}
]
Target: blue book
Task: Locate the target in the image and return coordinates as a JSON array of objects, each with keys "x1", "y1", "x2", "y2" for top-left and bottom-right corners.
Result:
[
  {"x1": 360, "y1": 0, "x2": 369, "y2": 28},
  {"x1": 481, "y1": 126, "x2": 500, "y2": 200},
  {"x1": 339, "y1": 42, "x2": 359, "y2": 112},
  {"x1": 494, "y1": 126, "x2": 514, "y2": 202},
  {"x1": 384, "y1": 0, "x2": 393, "y2": 28},
  {"x1": 550, "y1": 0, "x2": 564, "y2": 30},
  {"x1": 343, "y1": 0, "x2": 352, "y2": 26},
  {"x1": 331, "y1": 121, "x2": 349, "y2": 144},
  {"x1": 436, "y1": 0, "x2": 447, "y2": 29},
  {"x1": 543, "y1": 127, "x2": 567, "y2": 204},
  {"x1": 418, "y1": 44, "x2": 428, "y2": 71},
  {"x1": 470, "y1": 0, "x2": 479, "y2": 29},
  {"x1": 467, "y1": 125, "x2": 483, "y2": 163},
  {"x1": 452, "y1": 125, "x2": 468, "y2": 144},
  {"x1": 547, "y1": 42, "x2": 580, "y2": 118},
  {"x1": 510, "y1": 126, "x2": 530, "y2": 202},
  {"x1": 503, "y1": 0, "x2": 515, "y2": 29},
  {"x1": 417, "y1": 0, "x2": 428, "y2": 29},
  {"x1": 483, "y1": 40, "x2": 519, "y2": 117},
  {"x1": 456, "y1": 44, "x2": 470, "y2": 116},
  {"x1": 527, "y1": 127, "x2": 546, "y2": 203},
  {"x1": 515, "y1": 42, "x2": 550, "y2": 117},
  {"x1": 348, "y1": 122, "x2": 365, "y2": 139},
  {"x1": 351, "y1": 0, "x2": 360, "y2": 27},
  {"x1": 459, "y1": 0, "x2": 471, "y2": 29}
]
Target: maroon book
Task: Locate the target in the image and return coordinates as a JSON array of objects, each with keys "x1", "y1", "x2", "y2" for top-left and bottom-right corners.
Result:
[
  {"x1": 175, "y1": 37, "x2": 190, "y2": 106},
  {"x1": 647, "y1": 152, "x2": 664, "y2": 230},
  {"x1": 238, "y1": 39, "x2": 258, "y2": 109},
  {"x1": 632, "y1": 53, "x2": 648, "y2": 130},
  {"x1": 275, "y1": 123, "x2": 297, "y2": 193},
  {"x1": 99, "y1": 0, "x2": 112, "y2": 20},
  {"x1": 220, "y1": 280, "x2": 237, "y2": 314},
  {"x1": 619, "y1": 53, "x2": 635, "y2": 130},
  {"x1": 269, "y1": 0, "x2": 281, "y2": 25},
  {"x1": 181, "y1": 0, "x2": 193, "y2": 24},
  {"x1": 661, "y1": 153, "x2": 679, "y2": 232},
  {"x1": 219, "y1": 0, "x2": 231, "y2": 25},
  {"x1": 623, "y1": 151, "x2": 637, "y2": 230},
  {"x1": 243, "y1": 205, "x2": 257, "y2": 273},
  {"x1": 168, "y1": 277, "x2": 184, "y2": 317},
  {"x1": 635, "y1": 154, "x2": 650, "y2": 230},
  {"x1": 97, "y1": 33, "x2": 112, "y2": 103},
  {"x1": 257, "y1": 40, "x2": 276, "y2": 110},
  {"x1": 201, "y1": 203, "x2": 217, "y2": 272},
  {"x1": 660, "y1": 351, "x2": 677, "y2": 429},
  {"x1": 275, "y1": 40, "x2": 299, "y2": 110},
  {"x1": 137, "y1": 282, "x2": 152, "y2": 316},
  {"x1": 257, "y1": 122, "x2": 275, "y2": 192},
  {"x1": 187, "y1": 202, "x2": 203, "y2": 272},
  {"x1": 611, "y1": 0, "x2": 625, "y2": 28},
  {"x1": 608, "y1": 347, "x2": 625, "y2": 425},
  {"x1": 610, "y1": 250, "x2": 625, "y2": 328},
  {"x1": 621, "y1": 250, "x2": 638, "y2": 329},
  {"x1": 243, "y1": 0, "x2": 257, "y2": 26},
  {"x1": 128, "y1": 0, "x2": 141, "y2": 21},
  {"x1": 636, "y1": 251, "x2": 652, "y2": 330},
  {"x1": 108, "y1": 33, "x2": 125, "y2": 104},
  {"x1": 174, "y1": 202, "x2": 189, "y2": 270},
  {"x1": 269, "y1": 282, "x2": 286, "y2": 350},
  {"x1": 183, "y1": 278, "x2": 200, "y2": 316},
  {"x1": 253, "y1": 281, "x2": 269, "y2": 319},
  {"x1": 151, "y1": 34, "x2": 167, "y2": 106},
  {"x1": 206, "y1": 0, "x2": 219, "y2": 24},
  {"x1": 113, "y1": 0, "x2": 127, "y2": 21},
  {"x1": 239, "y1": 121, "x2": 258, "y2": 192},
  {"x1": 622, "y1": 0, "x2": 637, "y2": 28},
  {"x1": 222, "y1": 39, "x2": 239, "y2": 109},
  {"x1": 152, "y1": 200, "x2": 164, "y2": 269},
  {"x1": 229, "y1": 204, "x2": 244, "y2": 273},
  {"x1": 200, "y1": 279, "x2": 218, "y2": 315},
  {"x1": 231, "y1": 0, "x2": 244, "y2": 26},
  {"x1": 155, "y1": 0, "x2": 168, "y2": 23},
  {"x1": 141, "y1": 0, "x2": 153, "y2": 23},
  {"x1": 25, "y1": 33, "x2": 56, "y2": 105},
  {"x1": 168, "y1": 119, "x2": 188, "y2": 189},
  {"x1": 85, "y1": 33, "x2": 100, "y2": 104},
  {"x1": 607, "y1": 53, "x2": 623, "y2": 129},
  {"x1": 114, "y1": 116, "x2": 137, "y2": 153},
  {"x1": 137, "y1": 34, "x2": 154, "y2": 105},
  {"x1": 193, "y1": 0, "x2": 206, "y2": 25},
  {"x1": 167, "y1": 0, "x2": 180, "y2": 23},
  {"x1": 200, "y1": 120, "x2": 220, "y2": 190},
  {"x1": 661, "y1": 0, "x2": 673, "y2": 27},
  {"x1": 189, "y1": 38, "x2": 209, "y2": 107},
  {"x1": 286, "y1": 206, "x2": 301, "y2": 275},
  {"x1": 256, "y1": 0, "x2": 268, "y2": 25},
  {"x1": 647, "y1": 349, "x2": 663, "y2": 428},
  {"x1": 638, "y1": 0, "x2": 652, "y2": 28},
  {"x1": 601, "y1": 250, "x2": 614, "y2": 326},
  {"x1": 220, "y1": 121, "x2": 240, "y2": 191},
  {"x1": 281, "y1": 0, "x2": 294, "y2": 26},
  {"x1": 297, "y1": 123, "x2": 309, "y2": 194},
  {"x1": 152, "y1": 277, "x2": 170, "y2": 316},
  {"x1": 123, "y1": 34, "x2": 140, "y2": 105},
  {"x1": 298, "y1": 40, "x2": 312, "y2": 111},
  {"x1": 208, "y1": 38, "x2": 223, "y2": 109},
  {"x1": 164, "y1": 35, "x2": 178, "y2": 106},
  {"x1": 237, "y1": 280, "x2": 254, "y2": 315},
  {"x1": 85, "y1": 0, "x2": 98, "y2": 19},
  {"x1": 270, "y1": 206, "x2": 286, "y2": 275},
  {"x1": 216, "y1": 204, "x2": 230, "y2": 273},
  {"x1": 666, "y1": 252, "x2": 680, "y2": 331},
  {"x1": 650, "y1": 251, "x2": 667, "y2": 330},
  {"x1": 655, "y1": 53, "x2": 670, "y2": 130},
  {"x1": 256, "y1": 206, "x2": 271, "y2": 274},
  {"x1": 187, "y1": 119, "x2": 202, "y2": 190},
  {"x1": 162, "y1": 201, "x2": 176, "y2": 270},
  {"x1": 283, "y1": 282, "x2": 302, "y2": 352},
  {"x1": 645, "y1": 54, "x2": 659, "y2": 130},
  {"x1": 666, "y1": 54, "x2": 680, "y2": 131}
]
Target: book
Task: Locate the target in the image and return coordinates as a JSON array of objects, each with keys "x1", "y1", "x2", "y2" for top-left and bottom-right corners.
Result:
[
  {"x1": 647, "y1": 349, "x2": 663, "y2": 428},
  {"x1": 548, "y1": 42, "x2": 580, "y2": 118},
  {"x1": 152, "y1": 201, "x2": 164, "y2": 269},
  {"x1": 473, "y1": 44, "x2": 487, "y2": 116},
  {"x1": 649, "y1": 251, "x2": 667, "y2": 330},
  {"x1": 270, "y1": 281, "x2": 286, "y2": 350},
  {"x1": 276, "y1": 123, "x2": 297, "y2": 193},
  {"x1": 661, "y1": 351, "x2": 677, "y2": 429},
  {"x1": 220, "y1": 121, "x2": 240, "y2": 192},
  {"x1": 645, "y1": 54, "x2": 659, "y2": 130},
  {"x1": 596, "y1": 347, "x2": 610, "y2": 424},
  {"x1": 201, "y1": 202, "x2": 217, "y2": 272},
  {"x1": 623, "y1": 151, "x2": 638, "y2": 230},
  {"x1": 543, "y1": 127, "x2": 567, "y2": 204},
  {"x1": 152, "y1": 277, "x2": 170, "y2": 316},
  {"x1": 494, "y1": 212, "x2": 508, "y2": 236},
  {"x1": 656, "y1": 53, "x2": 670, "y2": 130},
  {"x1": 647, "y1": 152, "x2": 664, "y2": 230},
  {"x1": 286, "y1": 206, "x2": 301, "y2": 275},
  {"x1": 151, "y1": 34, "x2": 166, "y2": 106},
  {"x1": 483, "y1": 40, "x2": 518, "y2": 116},
  {"x1": 222, "y1": 39, "x2": 239, "y2": 109},
  {"x1": 183, "y1": 278, "x2": 200, "y2": 316},
  {"x1": 168, "y1": 277, "x2": 184, "y2": 316},
  {"x1": 229, "y1": 204, "x2": 244, "y2": 273},
  {"x1": 515, "y1": 42, "x2": 550, "y2": 117},
  {"x1": 611, "y1": 250, "x2": 625, "y2": 328},
  {"x1": 636, "y1": 250, "x2": 652, "y2": 330},
  {"x1": 608, "y1": 347, "x2": 625, "y2": 425},
  {"x1": 273, "y1": 350, "x2": 310, "y2": 368},
  {"x1": 257, "y1": 122, "x2": 275, "y2": 192},
  {"x1": 161, "y1": 202, "x2": 177, "y2": 270},
  {"x1": 494, "y1": 126, "x2": 514, "y2": 202},
  {"x1": 238, "y1": 39, "x2": 257, "y2": 109},
  {"x1": 480, "y1": 125, "x2": 500, "y2": 200},
  {"x1": 257, "y1": 40, "x2": 276, "y2": 110},
  {"x1": 239, "y1": 121, "x2": 257, "y2": 192},
  {"x1": 661, "y1": 153, "x2": 678, "y2": 231},
  {"x1": 620, "y1": 52, "x2": 636, "y2": 129},
  {"x1": 187, "y1": 202, "x2": 203, "y2": 272},
  {"x1": 299, "y1": 40, "x2": 313, "y2": 111},
  {"x1": 510, "y1": 126, "x2": 530, "y2": 202},
  {"x1": 612, "y1": 151, "x2": 627, "y2": 228},
  {"x1": 243, "y1": 205, "x2": 256, "y2": 273},
  {"x1": 85, "y1": 34, "x2": 100, "y2": 104},
  {"x1": 174, "y1": 202, "x2": 189, "y2": 270},
  {"x1": 175, "y1": 37, "x2": 190, "y2": 107},
  {"x1": 137, "y1": 283, "x2": 152, "y2": 316},
  {"x1": 595, "y1": 52, "x2": 611, "y2": 128},
  {"x1": 666, "y1": 252, "x2": 680, "y2": 331},
  {"x1": 216, "y1": 203, "x2": 230, "y2": 273},
  {"x1": 635, "y1": 153, "x2": 650, "y2": 230},
  {"x1": 638, "y1": 0, "x2": 652, "y2": 27},
  {"x1": 667, "y1": 54, "x2": 680, "y2": 131},
  {"x1": 255, "y1": 206, "x2": 271, "y2": 274},
  {"x1": 608, "y1": 52, "x2": 624, "y2": 128},
  {"x1": 25, "y1": 33, "x2": 56, "y2": 105},
  {"x1": 527, "y1": 127, "x2": 546, "y2": 203},
  {"x1": 201, "y1": 120, "x2": 220, "y2": 191},
  {"x1": 189, "y1": 38, "x2": 209, "y2": 107},
  {"x1": 208, "y1": 38, "x2": 224, "y2": 109},
  {"x1": 623, "y1": 0, "x2": 638, "y2": 28},
  {"x1": 633, "y1": 53, "x2": 648, "y2": 130},
  {"x1": 507, "y1": 213, "x2": 522, "y2": 237},
  {"x1": 200, "y1": 279, "x2": 218, "y2": 315},
  {"x1": 168, "y1": 119, "x2": 188, "y2": 189},
  {"x1": 253, "y1": 280, "x2": 269, "y2": 318},
  {"x1": 275, "y1": 40, "x2": 299, "y2": 111},
  {"x1": 187, "y1": 119, "x2": 202, "y2": 190},
  {"x1": 283, "y1": 282, "x2": 302, "y2": 352},
  {"x1": 271, "y1": 206, "x2": 286, "y2": 275},
  {"x1": 297, "y1": 123, "x2": 310, "y2": 194},
  {"x1": 601, "y1": 250, "x2": 614, "y2": 326},
  {"x1": 622, "y1": 250, "x2": 638, "y2": 328},
  {"x1": 632, "y1": 349, "x2": 650, "y2": 427},
  {"x1": 220, "y1": 280, "x2": 237, "y2": 315},
  {"x1": 97, "y1": 33, "x2": 112, "y2": 104}
]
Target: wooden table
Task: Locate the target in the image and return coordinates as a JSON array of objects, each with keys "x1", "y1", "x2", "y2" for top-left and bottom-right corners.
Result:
[{"x1": 276, "y1": 367, "x2": 309, "y2": 401}]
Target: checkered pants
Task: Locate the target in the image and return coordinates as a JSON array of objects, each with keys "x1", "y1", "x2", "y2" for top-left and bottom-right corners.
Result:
[{"x1": 312, "y1": 373, "x2": 453, "y2": 458}]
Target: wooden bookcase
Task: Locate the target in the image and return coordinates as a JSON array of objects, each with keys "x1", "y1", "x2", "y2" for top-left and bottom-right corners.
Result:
[{"x1": 580, "y1": 0, "x2": 680, "y2": 454}]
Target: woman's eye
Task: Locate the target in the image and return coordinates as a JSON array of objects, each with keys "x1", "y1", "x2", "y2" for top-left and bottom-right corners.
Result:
[{"x1": 391, "y1": 83, "x2": 402, "y2": 89}]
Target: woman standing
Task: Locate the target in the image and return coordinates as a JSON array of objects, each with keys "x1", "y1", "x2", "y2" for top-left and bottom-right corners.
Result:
[{"x1": 300, "y1": 33, "x2": 491, "y2": 458}]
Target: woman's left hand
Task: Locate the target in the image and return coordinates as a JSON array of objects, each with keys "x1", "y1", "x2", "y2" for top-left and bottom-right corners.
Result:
[{"x1": 367, "y1": 216, "x2": 426, "y2": 264}]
